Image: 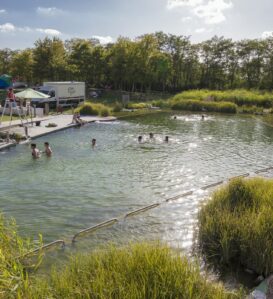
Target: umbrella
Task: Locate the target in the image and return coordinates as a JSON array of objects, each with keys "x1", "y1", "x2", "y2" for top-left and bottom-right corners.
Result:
[
  {"x1": 15, "y1": 88, "x2": 50, "y2": 99},
  {"x1": 0, "y1": 74, "x2": 12, "y2": 89}
]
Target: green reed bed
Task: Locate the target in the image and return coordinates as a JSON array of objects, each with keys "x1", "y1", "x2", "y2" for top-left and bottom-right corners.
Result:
[
  {"x1": 23, "y1": 243, "x2": 242, "y2": 299},
  {"x1": 76, "y1": 102, "x2": 111, "y2": 117},
  {"x1": 173, "y1": 89, "x2": 273, "y2": 108},
  {"x1": 171, "y1": 99, "x2": 237, "y2": 114},
  {"x1": 198, "y1": 178, "x2": 273, "y2": 276}
]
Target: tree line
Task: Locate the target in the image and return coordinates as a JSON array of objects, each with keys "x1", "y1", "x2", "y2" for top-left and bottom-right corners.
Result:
[{"x1": 1, "y1": 32, "x2": 273, "y2": 92}]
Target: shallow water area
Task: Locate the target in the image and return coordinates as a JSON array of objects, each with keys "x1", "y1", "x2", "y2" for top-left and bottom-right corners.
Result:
[{"x1": 1, "y1": 112, "x2": 273, "y2": 260}]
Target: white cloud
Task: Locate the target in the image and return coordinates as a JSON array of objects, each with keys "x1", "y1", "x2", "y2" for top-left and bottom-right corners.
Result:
[
  {"x1": 36, "y1": 28, "x2": 61, "y2": 36},
  {"x1": 195, "y1": 27, "x2": 212, "y2": 33},
  {"x1": 167, "y1": 0, "x2": 233, "y2": 25},
  {"x1": 167, "y1": 0, "x2": 203, "y2": 9},
  {"x1": 0, "y1": 9, "x2": 7, "y2": 14},
  {"x1": 182, "y1": 16, "x2": 192, "y2": 22},
  {"x1": 262, "y1": 31, "x2": 273, "y2": 39},
  {"x1": 92, "y1": 35, "x2": 113, "y2": 44},
  {"x1": 0, "y1": 23, "x2": 15, "y2": 33},
  {"x1": 0, "y1": 22, "x2": 62, "y2": 36},
  {"x1": 193, "y1": 0, "x2": 233, "y2": 24},
  {"x1": 36, "y1": 7, "x2": 65, "y2": 17}
]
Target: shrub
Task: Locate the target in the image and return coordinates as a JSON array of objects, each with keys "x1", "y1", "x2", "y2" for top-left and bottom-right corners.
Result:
[
  {"x1": 112, "y1": 102, "x2": 122, "y2": 112},
  {"x1": 127, "y1": 102, "x2": 151, "y2": 109},
  {"x1": 173, "y1": 89, "x2": 273, "y2": 108},
  {"x1": 24, "y1": 243, "x2": 242, "y2": 299},
  {"x1": 76, "y1": 102, "x2": 111, "y2": 116},
  {"x1": 152, "y1": 99, "x2": 171, "y2": 108},
  {"x1": 198, "y1": 178, "x2": 273, "y2": 276},
  {"x1": 171, "y1": 99, "x2": 237, "y2": 114}
]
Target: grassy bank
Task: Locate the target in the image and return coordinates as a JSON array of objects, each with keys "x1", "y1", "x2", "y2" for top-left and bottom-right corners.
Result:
[
  {"x1": 0, "y1": 214, "x2": 243, "y2": 298},
  {"x1": 198, "y1": 178, "x2": 273, "y2": 276},
  {"x1": 23, "y1": 243, "x2": 242, "y2": 299}
]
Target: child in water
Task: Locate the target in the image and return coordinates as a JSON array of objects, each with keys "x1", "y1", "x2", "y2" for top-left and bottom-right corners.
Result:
[
  {"x1": 31, "y1": 144, "x2": 40, "y2": 159},
  {"x1": 91, "y1": 138, "x2": 96, "y2": 148},
  {"x1": 44, "y1": 142, "x2": 52, "y2": 157}
]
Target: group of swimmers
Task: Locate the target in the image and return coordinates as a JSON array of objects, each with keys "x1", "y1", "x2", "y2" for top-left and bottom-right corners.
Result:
[
  {"x1": 138, "y1": 133, "x2": 169, "y2": 143},
  {"x1": 31, "y1": 142, "x2": 52, "y2": 159}
]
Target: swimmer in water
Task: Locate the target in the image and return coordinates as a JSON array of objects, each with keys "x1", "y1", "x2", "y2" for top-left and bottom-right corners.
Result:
[
  {"x1": 31, "y1": 143, "x2": 40, "y2": 159},
  {"x1": 165, "y1": 136, "x2": 169, "y2": 143},
  {"x1": 138, "y1": 136, "x2": 143, "y2": 143},
  {"x1": 43, "y1": 142, "x2": 52, "y2": 157},
  {"x1": 149, "y1": 133, "x2": 154, "y2": 139},
  {"x1": 201, "y1": 115, "x2": 205, "y2": 120},
  {"x1": 173, "y1": 116, "x2": 177, "y2": 120},
  {"x1": 91, "y1": 138, "x2": 96, "y2": 147}
]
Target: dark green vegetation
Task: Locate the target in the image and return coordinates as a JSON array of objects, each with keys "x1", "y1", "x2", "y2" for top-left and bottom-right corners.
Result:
[
  {"x1": 1, "y1": 34, "x2": 273, "y2": 91},
  {"x1": 199, "y1": 178, "x2": 273, "y2": 276},
  {"x1": 76, "y1": 102, "x2": 111, "y2": 116},
  {"x1": 0, "y1": 214, "x2": 243, "y2": 298}
]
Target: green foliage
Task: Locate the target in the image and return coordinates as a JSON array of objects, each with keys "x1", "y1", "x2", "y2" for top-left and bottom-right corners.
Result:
[
  {"x1": 171, "y1": 99, "x2": 237, "y2": 113},
  {"x1": 76, "y1": 102, "x2": 111, "y2": 116},
  {"x1": 23, "y1": 243, "x2": 242, "y2": 299},
  {"x1": 152, "y1": 99, "x2": 171, "y2": 108},
  {"x1": 112, "y1": 102, "x2": 123, "y2": 112},
  {"x1": 174, "y1": 89, "x2": 273, "y2": 108},
  {"x1": 127, "y1": 102, "x2": 151, "y2": 109},
  {"x1": 0, "y1": 214, "x2": 42, "y2": 299},
  {"x1": 199, "y1": 178, "x2": 273, "y2": 276}
]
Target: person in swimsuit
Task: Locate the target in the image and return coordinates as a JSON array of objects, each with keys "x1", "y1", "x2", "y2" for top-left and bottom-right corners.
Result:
[
  {"x1": 91, "y1": 138, "x2": 96, "y2": 148},
  {"x1": 44, "y1": 142, "x2": 52, "y2": 157},
  {"x1": 31, "y1": 144, "x2": 40, "y2": 159}
]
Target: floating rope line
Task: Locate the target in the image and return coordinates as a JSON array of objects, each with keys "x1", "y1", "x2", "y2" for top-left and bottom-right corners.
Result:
[
  {"x1": 125, "y1": 203, "x2": 160, "y2": 218},
  {"x1": 166, "y1": 191, "x2": 194, "y2": 202},
  {"x1": 20, "y1": 240, "x2": 65, "y2": 258},
  {"x1": 21, "y1": 166, "x2": 273, "y2": 255},
  {"x1": 72, "y1": 218, "x2": 118, "y2": 243},
  {"x1": 229, "y1": 173, "x2": 249, "y2": 180}
]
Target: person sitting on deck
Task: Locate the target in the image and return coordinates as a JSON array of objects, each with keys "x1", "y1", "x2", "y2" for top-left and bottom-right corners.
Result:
[
  {"x1": 43, "y1": 142, "x2": 52, "y2": 157},
  {"x1": 31, "y1": 143, "x2": 40, "y2": 159}
]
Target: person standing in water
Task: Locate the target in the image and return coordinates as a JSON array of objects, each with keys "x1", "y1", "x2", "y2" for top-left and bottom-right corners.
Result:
[
  {"x1": 91, "y1": 138, "x2": 96, "y2": 148},
  {"x1": 165, "y1": 136, "x2": 169, "y2": 143},
  {"x1": 31, "y1": 144, "x2": 40, "y2": 159},
  {"x1": 149, "y1": 133, "x2": 154, "y2": 139},
  {"x1": 138, "y1": 136, "x2": 143, "y2": 143},
  {"x1": 44, "y1": 142, "x2": 52, "y2": 157}
]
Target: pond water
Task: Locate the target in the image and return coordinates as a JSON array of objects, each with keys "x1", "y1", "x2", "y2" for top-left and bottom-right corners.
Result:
[{"x1": 1, "y1": 113, "x2": 273, "y2": 255}]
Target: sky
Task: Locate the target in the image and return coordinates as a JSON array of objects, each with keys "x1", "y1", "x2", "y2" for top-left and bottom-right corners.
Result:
[{"x1": 0, "y1": 0, "x2": 273, "y2": 49}]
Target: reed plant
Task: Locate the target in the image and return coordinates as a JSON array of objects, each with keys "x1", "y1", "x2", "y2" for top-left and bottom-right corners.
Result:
[
  {"x1": 198, "y1": 178, "x2": 273, "y2": 276},
  {"x1": 76, "y1": 102, "x2": 111, "y2": 116},
  {"x1": 173, "y1": 89, "x2": 273, "y2": 108},
  {"x1": 171, "y1": 99, "x2": 237, "y2": 113},
  {"x1": 23, "y1": 243, "x2": 242, "y2": 299}
]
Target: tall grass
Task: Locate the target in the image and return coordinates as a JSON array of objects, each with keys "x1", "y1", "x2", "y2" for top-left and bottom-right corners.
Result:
[
  {"x1": 0, "y1": 214, "x2": 42, "y2": 299},
  {"x1": 198, "y1": 178, "x2": 273, "y2": 276},
  {"x1": 171, "y1": 99, "x2": 237, "y2": 114},
  {"x1": 173, "y1": 89, "x2": 273, "y2": 108},
  {"x1": 76, "y1": 102, "x2": 111, "y2": 117},
  {"x1": 23, "y1": 243, "x2": 242, "y2": 299}
]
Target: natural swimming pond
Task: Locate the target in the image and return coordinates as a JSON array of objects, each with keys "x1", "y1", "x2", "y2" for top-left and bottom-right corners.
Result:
[{"x1": 1, "y1": 112, "x2": 273, "y2": 252}]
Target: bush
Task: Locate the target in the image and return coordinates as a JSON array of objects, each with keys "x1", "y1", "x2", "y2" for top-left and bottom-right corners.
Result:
[
  {"x1": 24, "y1": 243, "x2": 241, "y2": 299},
  {"x1": 112, "y1": 102, "x2": 122, "y2": 112},
  {"x1": 198, "y1": 178, "x2": 273, "y2": 276},
  {"x1": 171, "y1": 99, "x2": 237, "y2": 114},
  {"x1": 76, "y1": 102, "x2": 111, "y2": 117},
  {"x1": 173, "y1": 89, "x2": 273, "y2": 108},
  {"x1": 152, "y1": 99, "x2": 171, "y2": 108},
  {"x1": 127, "y1": 102, "x2": 151, "y2": 109}
]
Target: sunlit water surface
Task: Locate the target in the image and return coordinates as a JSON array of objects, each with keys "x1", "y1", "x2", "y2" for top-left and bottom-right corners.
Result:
[{"x1": 1, "y1": 113, "x2": 273, "y2": 265}]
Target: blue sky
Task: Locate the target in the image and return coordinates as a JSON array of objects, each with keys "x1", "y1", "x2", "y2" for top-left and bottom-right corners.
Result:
[{"x1": 0, "y1": 0, "x2": 273, "y2": 49}]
